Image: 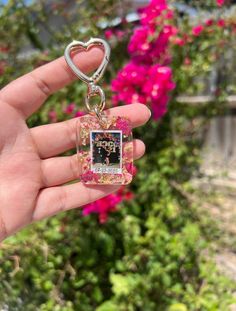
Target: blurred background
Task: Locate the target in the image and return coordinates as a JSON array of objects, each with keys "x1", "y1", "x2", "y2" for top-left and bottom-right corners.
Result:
[{"x1": 1, "y1": 0, "x2": 236, "y2": 310}]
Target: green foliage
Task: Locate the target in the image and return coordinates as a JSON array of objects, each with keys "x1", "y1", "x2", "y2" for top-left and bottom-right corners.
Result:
[{"x1": 0, "y1": 0, "x2": 236, "y2": 310}]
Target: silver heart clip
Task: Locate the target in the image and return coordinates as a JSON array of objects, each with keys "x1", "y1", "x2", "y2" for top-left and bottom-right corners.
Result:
[
  {"x1": 64, "y1": 38, "x2": 110, "y2": 114},
  {"x1": 64, "y1": 38, "x2": 111, "y2": 85}
]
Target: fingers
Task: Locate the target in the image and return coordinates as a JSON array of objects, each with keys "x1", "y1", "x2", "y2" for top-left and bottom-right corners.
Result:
[
  {"x1": 41, "y1": 139, "x2": 145, "y2": 187},
  {"x1": 0, "y1": 47, "x2": 104, "y2": 118},
  {"x1": 32, "y1": 103, "x2": 151, "y2": 159},
  {"x1": 33, "y1": 138, "x2": 146, "y2": 221},
  {"x1": 33, "y1": 183, "x2": 120, "y2": 221},
  {"x1": 41, "y1": 154, "x2": 79, "y2": 187}
]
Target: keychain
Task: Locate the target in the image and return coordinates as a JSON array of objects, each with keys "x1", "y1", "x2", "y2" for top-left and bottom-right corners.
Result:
[{"x1": 64, "y1": 38, "x2": 133, "y2": 185}]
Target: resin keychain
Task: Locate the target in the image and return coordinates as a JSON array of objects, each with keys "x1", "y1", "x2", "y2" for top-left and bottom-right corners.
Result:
[{"x1": 64, "y1": 38, "x2": 133, "y2": 185}]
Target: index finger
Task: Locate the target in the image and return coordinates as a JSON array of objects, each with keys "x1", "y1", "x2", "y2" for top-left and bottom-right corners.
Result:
[{"x1": 0, "y1": 47, "x2": 104, "y2": 118}]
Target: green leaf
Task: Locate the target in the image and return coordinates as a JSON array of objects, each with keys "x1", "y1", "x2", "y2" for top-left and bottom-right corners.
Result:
[
  {"x1": 168, "y1": 303, "x2": 188, "y2": 311},
  {"x1": 110, "y1": 274, "x2": 131, "y2": 296},
  {"x1": 96, "y1": 301, "x2": 118, "y2": 311}
]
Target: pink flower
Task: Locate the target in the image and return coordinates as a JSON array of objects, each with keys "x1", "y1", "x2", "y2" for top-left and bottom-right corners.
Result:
[
  {"x1": 124, "y1": 191, "x2": 134, "y2": 200},
  {"x1": 111, "y1": 0, "x2": 175, "y2": 120},
  {"x1": 151, "y1": 25, "x2": 177, "y2": 59},
  {"x1": 128, "y1": 25, "x2": 177, "y2": 62},
  {"x1": 64, "y1": 103, "x2": 75, "y2": 115},
  {"x1": 192, "y1": 25, "x2": 204, "y2": 36},
  {"x1": 128, "y1": 26, "x2": 153, "y2": 56},
  {"x1": 152, "y1": 94, "x2": 169, "y2": 119},
  {"x1": 48, "y1": 110, "x2": 57, "y2": 123},
  {"x1": 82, "y1": 188, "x2": 133, "y2": 223},
  {"x1": 74, "y1": 110, "x2": 85, "y2": 117},
  {"x1": 116, "y1": 30, "x2": 125, "y2": 40},
  {"x1": 173, "y1": 37, "x2": 185, "y2": 46},
  {"x1": 217, "y1": 19, "x2": 226, "y2": 27},
  {"x1": 165, "y1": 10, "x2": 174, "y2": 20},
  {"x1": 80, "y1": 170, "x2": 99, "y2": 183},
  {"x1": 125, "y1": 163, "x2": 138, "y2": 176},
  {"x1": 216, "y1": 0, "x2": 224, "y2": 6},
  {"x1": 104, "y1": 29, "x2": 113, "y2": 39},
  {"x1": 115, "y1": 117, "x2": 132, "y2": 136},
  {"x1": 111, "y1": 61, "x2": 148, "y2": 105},
  {"x1": 138, "y1": 0, "x2": 170, "y2": 26},
  {"x1": 143, "y1": 65, "x2": 175, "y2": 119},
  {"x1": 205, "y1": 19, "x2": 214, "y2": 26},
  {"x1": 112, "y1": 62, "x2": 175, "y2": 120},
  {"x1": 184, "y1": 57, "x2": 191, "y2": 66}
]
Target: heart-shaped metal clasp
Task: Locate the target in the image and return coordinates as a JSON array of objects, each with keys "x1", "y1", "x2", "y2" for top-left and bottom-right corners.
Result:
[{"x1": 64, "y1": 38, "x2": 111, "y2": 85}]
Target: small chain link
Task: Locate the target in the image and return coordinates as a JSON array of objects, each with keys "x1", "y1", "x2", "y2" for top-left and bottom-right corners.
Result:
[{"x1": 85, "y1": 83, "x2": 106, "y2": 114}]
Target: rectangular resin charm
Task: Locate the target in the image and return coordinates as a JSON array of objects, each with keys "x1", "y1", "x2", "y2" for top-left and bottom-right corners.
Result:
[{"x1": 77, "y1": 115, "x2": 133, "y2": 185}]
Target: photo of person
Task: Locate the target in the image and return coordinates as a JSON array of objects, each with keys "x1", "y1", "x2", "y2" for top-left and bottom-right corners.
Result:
[{"x1": 90, "y1": 130, "x2": 122, "y2": 174}]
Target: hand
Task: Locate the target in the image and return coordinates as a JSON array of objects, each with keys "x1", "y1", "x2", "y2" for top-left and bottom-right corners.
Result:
[{"x1": 0, "y1": 47, "x2": 150, "y2": 241}]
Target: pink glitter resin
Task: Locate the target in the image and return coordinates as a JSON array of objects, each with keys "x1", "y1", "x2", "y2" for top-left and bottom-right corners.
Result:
[{"x1": 77, "y1": 115, "x2": 133, "y2": 185}]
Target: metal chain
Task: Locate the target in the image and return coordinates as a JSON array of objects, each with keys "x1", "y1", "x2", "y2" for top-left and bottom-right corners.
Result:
[{"x1": 85, "y1": 82, "x2": 106, "y2": 114}]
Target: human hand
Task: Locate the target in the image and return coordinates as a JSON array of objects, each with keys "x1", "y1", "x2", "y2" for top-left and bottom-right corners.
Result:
[{"x1": 0, "y1": 47, "x2": 150, "y2": 241}]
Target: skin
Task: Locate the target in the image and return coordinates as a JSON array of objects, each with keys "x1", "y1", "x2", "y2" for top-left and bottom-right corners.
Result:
[{"x1": 0, "y1": 47, "x2": 151, "y2": 242}]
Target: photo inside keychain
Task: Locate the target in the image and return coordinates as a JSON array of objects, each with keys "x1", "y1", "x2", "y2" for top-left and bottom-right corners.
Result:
[{"x1": 64, "y1": 38, "x2": 133, "y2": 185}]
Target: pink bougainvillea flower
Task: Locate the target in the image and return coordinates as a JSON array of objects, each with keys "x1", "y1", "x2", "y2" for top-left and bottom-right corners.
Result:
[
  {"x1": 111, "y1": 61, "x2": 148, "y2": 105},
  {"x1": 192, "y1": 25, "x2": 204, "y2": 36},
  {"x1": 124, "y1": 191, "x2": 134, "y2": 201},
  {"x1": 152, "y1": 94, "x2": 169, "y2": 119},
  {"x1": 48, "y1": 110, "x2": 57, "y2": 123},
  {"x1": 184, "y1": 57, "x2": 191, "y2": 66},
  {"x1": 142, "y1": 65, "x2": 173, "y2": 96},
  {"x1": 116, "y1": 30, "x2": 125, "y2": 40},
  {"x1": 132, "y1": 165, "x2": 138, "y2": 176},
  {"x1": 217, "y1": 19, "x2": 226, "y2": 27},
  {"x1": 125, "y1": 163, "x2": 138, "y2": 176},
  {"x1": 216, "y1": 0, "x2": 224, "y2": 6},
  {"x1": 138, "y1": 0, "x2": 170, "y2": 26},
  {"x1": 111, "y1": 94, "x2": 119, "y2": 106},
  {"x1": 115, "y1": 116, "x2": 132, "y2": 136},
  {"x1": 142, "y1": 65, "x2": 175, "y2": 119},
  {"x1": 114, "y1": 62, "x2": 147, "y2": 86},
  {"x1": 165, "y1": 9, "x2": 174, "y2": 20},
  {"x1": 82, "y1": 187, "x2": 133, "y2": 223},
  {"x1": 182, "y1": 33, "x2": 191, "y2": 44},
  {"x1": 128, "y1": 24, "x2": 177, "y2": 63},
  {"x1": 104, "y1": 29, "x2": 113, "y2": 39},
  {"x1": 205, "y1": 19, "x2": 214, "y2": 26},
  {"x1": 80, "y1": 170, "x2": 99, "y2": 183},
  {"x1": 150, "y1": 25, "x2": 178, "y2": 60},
  {"x1": 64, "y1": 103, "x2": 75, "y2": 115},
  {"x1": 74, "y1": 110, "x2": 85, "y2": 118},
  {"x1": 128, "y1": 26, "x2": 154, "y2": 56},
  {"x1": 111, "y1": 0, "x2": 175, "y2": 120},
  {"x1": 172, "y1": 37, "x2": 185, "y2": 46},
  {"x1": 112, "y1": 62, "x2": 175, "y2": 120}
]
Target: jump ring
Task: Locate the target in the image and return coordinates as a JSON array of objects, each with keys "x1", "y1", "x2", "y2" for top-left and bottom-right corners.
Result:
[{"x1": 85, "y1": 85, "x2": 105, "y2": 113}]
